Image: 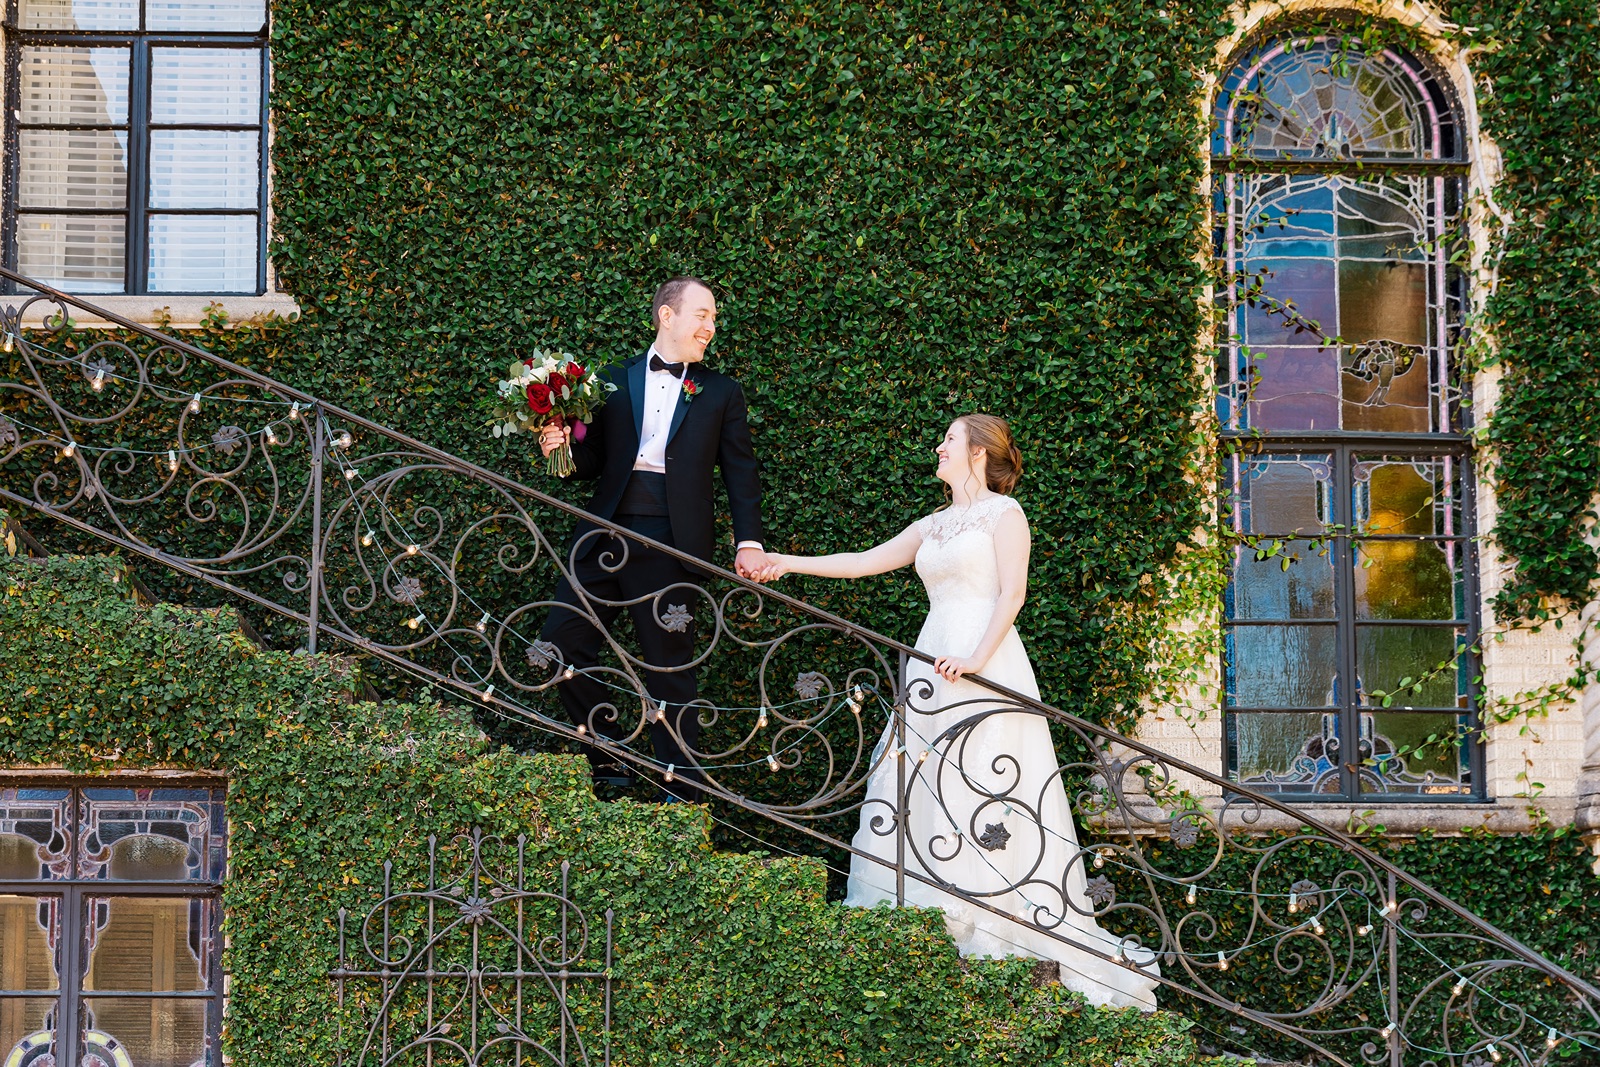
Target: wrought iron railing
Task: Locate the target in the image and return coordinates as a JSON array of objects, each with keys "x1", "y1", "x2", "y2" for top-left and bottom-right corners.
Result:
[
  {"x1": 2, "y1": 267, "x2": 1597, "y2": 1066},
  {"x1": 332, "y1": 833, "x2": 613, "y2": 1067}
]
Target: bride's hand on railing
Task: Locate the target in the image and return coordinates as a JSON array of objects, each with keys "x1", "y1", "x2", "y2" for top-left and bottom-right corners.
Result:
[{"x1": 933, "y1": 654, "x2": 981, "y2": 682}]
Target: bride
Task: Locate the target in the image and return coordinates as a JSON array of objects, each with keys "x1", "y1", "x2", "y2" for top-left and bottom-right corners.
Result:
[{"x1": 756, "y1": 414, "x2": 1159, "y2": 1011}]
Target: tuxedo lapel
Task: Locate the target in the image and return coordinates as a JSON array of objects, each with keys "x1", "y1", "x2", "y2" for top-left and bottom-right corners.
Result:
[
  {"x1": 627, "y1": 355, "x2": 647, "y2": 446},
  {"x1": 665, "y1": 366, "x2": 697, "y2": 445}
]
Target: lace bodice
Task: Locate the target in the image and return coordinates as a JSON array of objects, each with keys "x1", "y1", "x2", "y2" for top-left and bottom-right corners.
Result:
[{"x1": 913, "y1": 495, "x2": 1024, "y2": 611}]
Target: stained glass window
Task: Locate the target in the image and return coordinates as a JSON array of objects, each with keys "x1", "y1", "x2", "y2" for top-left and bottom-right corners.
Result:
[
  {"x1": 0, "y1": 783, "x2": 224, "y2": 1066},
  {"x1": 1214, "y1": 30, "x2": 1479, "y2": 800}
]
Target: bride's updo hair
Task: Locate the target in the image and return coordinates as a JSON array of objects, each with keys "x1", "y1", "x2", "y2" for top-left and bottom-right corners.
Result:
[{"x1": 958, "y1": 414, "x2": 1023, "y2": 496}]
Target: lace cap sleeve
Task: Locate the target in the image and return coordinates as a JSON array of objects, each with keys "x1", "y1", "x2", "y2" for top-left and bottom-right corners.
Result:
[
  {"x1": 916, "y1": 496, "x2": 1023, "y2": 544},
  {"x1": 983, "y1": 495, "x2": 1024, "y2": 532}
]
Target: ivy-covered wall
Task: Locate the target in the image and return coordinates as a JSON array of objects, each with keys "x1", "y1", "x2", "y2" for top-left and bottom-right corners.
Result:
[
  {"x1": 250, "y1": 0, "x2": 1235, "y2": 735},
  {"x1": 0, "y1": 538, "x2": 1216, "y2": 1065},
  {"x1": 1444, "y1": 0, "x2": 1600, "y2": 621},
  {"x1": 174, "y1": 0, "x2": 1579, "y2": 729}
]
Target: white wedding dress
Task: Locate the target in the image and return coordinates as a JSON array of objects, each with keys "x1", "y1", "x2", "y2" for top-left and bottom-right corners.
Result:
[{"x1": 844, "y1": 495, "x2": 1160, "y2": 1011}]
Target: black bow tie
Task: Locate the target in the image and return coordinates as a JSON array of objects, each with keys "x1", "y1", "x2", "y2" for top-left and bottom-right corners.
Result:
[{"x1": 649, "y1": 354, "x2": 687, "y2": 378}]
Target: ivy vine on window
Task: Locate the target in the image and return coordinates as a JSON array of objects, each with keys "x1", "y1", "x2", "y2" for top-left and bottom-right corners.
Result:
[{"x1": 1212, "y1": 27, "x2": 1479, "y2": 801}]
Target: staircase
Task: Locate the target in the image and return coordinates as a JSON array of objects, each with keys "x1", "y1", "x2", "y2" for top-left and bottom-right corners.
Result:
[{"x1": 2, "y1": 266, "x2": 1597, "y2": 1066}]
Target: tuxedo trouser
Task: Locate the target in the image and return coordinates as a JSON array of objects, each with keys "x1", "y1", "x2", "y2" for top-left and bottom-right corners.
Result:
[{"x1": 539, "y1": 514, "x2": 706, "y2": 801}]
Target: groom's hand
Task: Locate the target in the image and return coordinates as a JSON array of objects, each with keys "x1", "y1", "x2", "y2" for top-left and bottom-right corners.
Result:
[
  {"x1": 538, "y1": 424, "x2": 571, "y2": 458},
  {"x1": 736, "y1": 546, "x2": 769, "y2": 581}
]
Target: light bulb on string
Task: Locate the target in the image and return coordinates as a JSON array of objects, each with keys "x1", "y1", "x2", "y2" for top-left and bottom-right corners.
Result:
[
  {"x1": 474, "y1": 611, "x2": 488, "y2": 633},
  {"x1": 1357, "y1": 923, "x2": 1373, "y2": 937},
  {"x1": 1093, "y1": 850, "x2": 1107, "y2": 869},
  {"x1": 1185, "y1": 885, "x2": 1197, "y2": 906},
  {"x1": 405, "y1": 544, "x2": 419, "y2": 556},
  {"x1": 90, "y1": 367, "x2": 105, "y2": 392},
  {"x1": 166, "y1": 450, "x2": 178, "y2": 474},
  {"x1": 1379, "y1": 900, "x2": 1397, "y2": 918},
  {"x1": 1451, "y1": 982, "x2": 1464, "y2": 997},
  {"x1": 407, "y1": 613, "x2": 424, "y2": 630},
  {"x1": 664, "y1": 764, "x2": 675, "y2": 784},
  {"x1": 757, "y1": 707, "x2": 769, "y2": 729},
  {"x1": 1216, "y1": 952, "x2": 1229, "y2": 972},
  {"x1": 767, "y1": 755, "x2": 780, "y2": 772},
  {"x1": 361, "y1": 529, "x2": 375, "y2": 547},
  {"x1": 265, "y1": 424, "x2": 278, "y2": 445},
  {"x1": 344, "y1": 467, "x2": 357, "y2": 481},
  {"x1": 562, "y1": 667, "x2": 575, "y2": 680},
  {"x1": 1547, "y1": 1028, "x2": 1559, "y2": 1050},
  {"x1": 1487, "y1": 1043, "x2": 1501, "y2": 1063},
  {"x1": 1288, "y1": 891, "x2": 1298, "y2": 914},
  {"x1": 188, "y1": 393, "x2": 202, "y2": 414},
  {"x1": 60, "y1": 441, "x2": 76, "y2": 459},
  {"x1": 1311, "y1": 918, "x2": 1325, "y2": 936},
  {"x1": 333, "y1": 431, "x2": 353, "y2": 450},
  {"x1": 1379, "y1": 1025, "x2": 1393, "y2": 1041},
  {"x1": 481, "y1": 684, "x2": 495, "y2": 702},
  {"x1": 576, "y1": 724, "x2": 587, "y2": 736},
  {"x1": 2, "y1": 331, "x2": 14, "y2": 354},
  {"x1": 289, "y1": 402, "x2": 302, "y2": 420}
]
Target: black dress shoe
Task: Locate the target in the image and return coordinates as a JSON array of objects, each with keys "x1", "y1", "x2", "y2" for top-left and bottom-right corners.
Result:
[{"x1": 590, "y1": 760, "x2": 636, "y2": 789}]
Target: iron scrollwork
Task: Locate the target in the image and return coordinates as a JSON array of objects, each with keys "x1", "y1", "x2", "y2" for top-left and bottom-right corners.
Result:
[{"x1": 331, "y1": 833, "x2": 613, "y2": 1067}]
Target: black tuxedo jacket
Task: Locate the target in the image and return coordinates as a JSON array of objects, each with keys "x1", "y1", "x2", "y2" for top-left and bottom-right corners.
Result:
[{"x1": 566, "y1": 352, "x2": 764, "y2": 564}]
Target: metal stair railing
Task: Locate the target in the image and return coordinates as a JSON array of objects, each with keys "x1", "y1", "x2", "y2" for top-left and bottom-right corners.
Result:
[{"x1": 1, "y1": 266, "x2": 1596, "y2": 1066}]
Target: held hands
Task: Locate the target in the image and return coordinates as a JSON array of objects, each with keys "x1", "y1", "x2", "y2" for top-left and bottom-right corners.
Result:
[
  {"x1": 735, "y1": 546, "x2": 773, "y2": 582},
  {"x1": 538, "y1": 424, "x2": 571, "y2": 458},
  {"x1": 933, "y1": 654, "x2": 983, "y2": 682},
  {"x1": 742, "y1": 552, "x2": 791, "y2": 584}
]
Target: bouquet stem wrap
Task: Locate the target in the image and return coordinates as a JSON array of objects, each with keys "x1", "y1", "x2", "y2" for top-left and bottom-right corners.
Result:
[{"x1": 545, "y1": 416, "x2": 576, "y2": 478}]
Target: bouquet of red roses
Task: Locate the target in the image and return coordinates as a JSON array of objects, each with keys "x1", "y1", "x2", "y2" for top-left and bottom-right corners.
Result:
[{"x1": 486, "y1": 348, "x2": 616, "y2": 477}]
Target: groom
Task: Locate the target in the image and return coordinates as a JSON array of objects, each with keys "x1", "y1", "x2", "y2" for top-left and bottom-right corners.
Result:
[{"x1": 537, "y1": 276, "x2": 768, "y2": 802}]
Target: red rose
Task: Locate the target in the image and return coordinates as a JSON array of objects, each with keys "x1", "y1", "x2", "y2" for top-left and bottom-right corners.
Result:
[
  {"x1": 566, "y1": 361, "x2": 585, "y2": 380},
  {"x1": 526, "y1": 382, "x2": 553, "y2": 414},
  {"x1": 547, "y1": 371, "x2": 568, "y2": 393}
]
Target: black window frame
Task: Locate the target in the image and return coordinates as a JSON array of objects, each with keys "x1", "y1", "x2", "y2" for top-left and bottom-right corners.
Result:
[
  {"x1": 1, "y1": 0, "x2": 269, "y2": 296},
  {"x1": 1212, "y1": 24, "x2": 1485, "y2": 803},
  {"x1": 0, "y1": 778, "x2": 226, "y2": 1067}
]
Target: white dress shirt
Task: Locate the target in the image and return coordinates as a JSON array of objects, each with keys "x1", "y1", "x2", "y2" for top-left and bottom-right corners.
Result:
[
  {"x1": 632, "y1": 346, "x2": 762, "y2": 552},
  {"x1": 632, "y1": 345, "x2": 682, "y2": 474}
]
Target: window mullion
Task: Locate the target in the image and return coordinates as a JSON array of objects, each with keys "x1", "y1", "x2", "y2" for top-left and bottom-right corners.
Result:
[
  {"x1": 1334, "y1": 444, "x2": 1362, "y2": 800},
  {"x1": 60, "y1": 884, "x2": 83, "y2": 1067},
  {"x1": 126, "y1": 40, "x2": 151, "y2": 294}
]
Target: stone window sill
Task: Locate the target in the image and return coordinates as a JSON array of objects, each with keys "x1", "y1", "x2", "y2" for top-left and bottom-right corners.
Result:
[
  {"x1": 15, "y1": 293, "x2": 302, "y2": 330},
  {"x1": 1109, "y1": 795, "x2": 1566, "y2": 837}
]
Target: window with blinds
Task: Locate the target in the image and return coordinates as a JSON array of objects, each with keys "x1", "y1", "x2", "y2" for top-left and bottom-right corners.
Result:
[
  {"x1": 0, "y1": 783, "x2": 226, "y2": 1067},
  {"x1": 4, "y1": 0, "x2": 268, "y2": 294}
]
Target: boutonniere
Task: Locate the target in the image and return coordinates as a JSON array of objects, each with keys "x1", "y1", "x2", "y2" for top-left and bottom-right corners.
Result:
[{"x1": 681, "y1": 377, "x2": 701, "y2": 403}]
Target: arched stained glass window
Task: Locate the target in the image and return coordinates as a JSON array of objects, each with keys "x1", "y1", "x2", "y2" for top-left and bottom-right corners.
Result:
[{"x1": 1213, "y1": 29, "x2": 1479, "y2": 801}]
